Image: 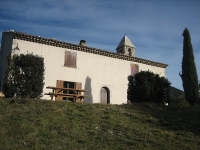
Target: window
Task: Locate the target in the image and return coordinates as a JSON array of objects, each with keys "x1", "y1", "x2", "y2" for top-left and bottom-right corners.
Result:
[
  {"x1": 131, "y1": 64, "x2": 139, "y2": 76},
  {"x1": 64, "y1": 51, "x2": 77, "y2": 68},
  {"x1": 128, "y1": 48, "x2": 132, "y2": 56},
  {"x1": 55, "y1": 80, "x2": 82, "y2": 101},
  {"x1": 63, "y1": 81, "x2": 75, "y2": 101}
]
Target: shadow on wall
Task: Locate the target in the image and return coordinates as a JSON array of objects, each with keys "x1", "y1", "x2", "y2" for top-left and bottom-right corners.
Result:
[{"x1": 84, "y1": 76, "x2": 93, "y2": 103}]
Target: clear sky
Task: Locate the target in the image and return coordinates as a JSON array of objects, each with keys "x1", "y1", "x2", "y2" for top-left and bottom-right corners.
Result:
[{"x1": 0, "y1": 0, "x2": 199, "y2": 90}]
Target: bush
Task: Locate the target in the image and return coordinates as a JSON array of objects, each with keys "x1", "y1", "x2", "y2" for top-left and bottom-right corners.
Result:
[
  {"x1": 170, "y1": 95, "x2": 190, "y2": 107},
  {"x1": 127, "y1": 71, "x2": 171, "y2": 103},
  {"x1": 3, "y1": 53, "x2": 45, "y2": 98}
]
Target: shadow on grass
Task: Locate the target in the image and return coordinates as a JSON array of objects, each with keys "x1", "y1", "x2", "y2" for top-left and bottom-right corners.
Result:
[{"x1": 121, "y1": 102, "x2": 200, "y2": 134}]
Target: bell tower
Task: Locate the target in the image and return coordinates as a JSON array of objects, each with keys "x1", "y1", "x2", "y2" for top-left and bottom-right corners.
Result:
[{"x1": 116, "y1": 35, "x2": 136, "y2": 57}]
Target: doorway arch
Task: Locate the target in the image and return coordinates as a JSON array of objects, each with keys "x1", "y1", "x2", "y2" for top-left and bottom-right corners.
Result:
[{"x1": 100, "y1": 87, "x2": 110, "y2": 104}]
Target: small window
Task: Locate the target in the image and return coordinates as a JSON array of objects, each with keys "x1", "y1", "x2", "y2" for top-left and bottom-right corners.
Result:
[
  {"x1": 131, "y1": 63, "x2": 139, "y2": 76},
  {"x1": 64, "y1": 51, "x2": 77, "y2": 68},
  {"x1": 128, "y1": 48, "x2": 132, "y2": 56},
  {"x1": 63, "y1": 81, "x2": 76, "y2": 101},
  {"x1": 118, "y1": 49, "x2": 122, "y2": 54}
]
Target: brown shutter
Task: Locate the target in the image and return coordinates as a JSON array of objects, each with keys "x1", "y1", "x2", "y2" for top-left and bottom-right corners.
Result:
[
  {"x1": 55, "y1": 80, "x2": 64, "y2": 101},
  {"x1": 65, "y1": 51, "x2": 71, "y2": 67},
  {"x1": 135, "y1": 64, "x2": 139, "y2": 73},
  {"x1": 75, "y1": 82, "x2": 82, "y2": 102},
  {"x1": 131, "y1": 64, "x2": 139, "y2": 76},
  {"x1": 71, "y1": 52, "x2": 77, "y2": 67},
  {"x1": 64, "y1": 51, "x2": 77, "y2": 68}
]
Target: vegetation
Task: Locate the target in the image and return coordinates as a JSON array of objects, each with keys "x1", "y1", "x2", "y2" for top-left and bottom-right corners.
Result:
[
  {"x1": 169, "y1": 86, "x2": 189, "y2": 106},
  {"x1": 179, "y1": 28, "x2": 199, "y2": 105},
  {"x1": 170, "y1": 86, "x2": 184, "y2": 98},
  {"x1": 3, "y1": 53, "x2": 45, "y2": 98},
  {"x1": 198, "y1": 82, "x2": 200, "y2": 105},
  {"x1": 127, "y1": 71, "x2": 171, "y2": 103},
  {"x1": 0, "y1": 98, "x2": 200, "y2": 150}
]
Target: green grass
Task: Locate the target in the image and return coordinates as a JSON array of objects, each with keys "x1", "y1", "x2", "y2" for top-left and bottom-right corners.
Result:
[{"x1": 0, "y1": 98, "x2": 200, "y2": 150}]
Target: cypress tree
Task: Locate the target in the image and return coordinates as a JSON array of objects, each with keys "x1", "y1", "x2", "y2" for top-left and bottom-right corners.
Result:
[{"x1": 180, "y1": 28, "x2": 199, "y2": 105}]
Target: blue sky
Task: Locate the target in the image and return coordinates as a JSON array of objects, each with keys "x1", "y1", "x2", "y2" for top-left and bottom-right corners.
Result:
[{"x1": 0, "y1": 0, "x2": 199, "y2": 90}]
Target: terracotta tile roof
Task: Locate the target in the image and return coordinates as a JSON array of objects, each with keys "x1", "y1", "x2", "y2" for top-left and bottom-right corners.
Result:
[{"x1": 7, "y1": 31, "x2": 167, "y2": 68}]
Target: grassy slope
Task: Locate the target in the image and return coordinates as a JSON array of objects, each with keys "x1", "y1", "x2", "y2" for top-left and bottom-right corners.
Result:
[{"x1": 0, "y1": 98, "x2": 200, "y2": 150}]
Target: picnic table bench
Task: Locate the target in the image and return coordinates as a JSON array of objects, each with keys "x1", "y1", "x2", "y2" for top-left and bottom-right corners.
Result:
[{"x1": 45, "y1": 86, "x2": 89, "y2": 102}]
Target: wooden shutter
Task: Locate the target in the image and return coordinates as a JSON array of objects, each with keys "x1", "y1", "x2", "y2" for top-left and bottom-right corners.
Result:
[
  {"x1": 64, "y1": 51, "x2": 77, "y2": 68},
  {"x1": 131, "y1": 64, "x2": 139, "y2": 76},
  {"x1": 75, "y1": 82, "x2": 82, "y2": 102},
  {"x1": 64, "y1": 51, "x2": 71, "y2": 67},
  {"x1": 71, "y1": 52, "x2": 77, "y2": 67},
  {"x1": 55, "y1": 80, "x2": 64, "y2": 101}
]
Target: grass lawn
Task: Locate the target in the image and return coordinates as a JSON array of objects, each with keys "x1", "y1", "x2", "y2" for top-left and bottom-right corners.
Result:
[{"x1": 0, "y1": 98, "x2": 200, "y2": 150}]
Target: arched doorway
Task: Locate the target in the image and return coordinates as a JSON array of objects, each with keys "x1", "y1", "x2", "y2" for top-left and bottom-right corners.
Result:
[{"x1": 100, "y1": 87, "x2": 110, "y2": 104}]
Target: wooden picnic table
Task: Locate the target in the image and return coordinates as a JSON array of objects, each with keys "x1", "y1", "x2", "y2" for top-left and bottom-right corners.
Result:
[{"x1": 45, "y1": 86, "x2": 89, "y2": 102}]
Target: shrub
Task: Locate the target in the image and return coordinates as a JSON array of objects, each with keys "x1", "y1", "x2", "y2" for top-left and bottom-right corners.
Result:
[
  {"x1": 127, "y1": 71, "x2": 171, "y2": 103},
  {"x1": 171, "y1": 95, "x2": 190, "y2": 107},
  {"x1": 169, "y1": 86, "x2": 184, "y2": 100},
  {"x1": 3, "y1": 53, "x2": 45, "y2": 98}
]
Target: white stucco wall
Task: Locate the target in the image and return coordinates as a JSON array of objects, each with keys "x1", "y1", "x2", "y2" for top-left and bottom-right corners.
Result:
[{"x1": 9, "y1": 39, "x2": 166, "y2": 104}]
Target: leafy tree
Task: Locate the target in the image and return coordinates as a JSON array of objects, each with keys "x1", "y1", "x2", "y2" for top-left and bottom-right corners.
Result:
[
  {"x1": 127, "y1": 71, "x2": 171, "y2": 103},
  {"x1": 3, "y1": 53, "x2": 45, "y2": 98},
  {"x1": 179, "y1": 28, "x2": 199, "y2": 105}
]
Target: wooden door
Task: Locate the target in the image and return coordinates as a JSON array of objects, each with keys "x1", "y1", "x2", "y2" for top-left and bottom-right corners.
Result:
[{"x1": 101, "y1": 87, "x2": 107, "y2": 104}]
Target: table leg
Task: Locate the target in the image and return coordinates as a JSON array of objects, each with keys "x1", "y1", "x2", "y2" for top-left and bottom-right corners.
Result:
[{"x1": 51, "y1": 89, "x2": 54, "y2": 101}]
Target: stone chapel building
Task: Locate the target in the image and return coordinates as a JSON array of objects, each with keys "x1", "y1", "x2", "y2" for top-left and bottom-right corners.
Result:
[{"x1": 0, "y1": 30, "x2": 168, "y2": 104}]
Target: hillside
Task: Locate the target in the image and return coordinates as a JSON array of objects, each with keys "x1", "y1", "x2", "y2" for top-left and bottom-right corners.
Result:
[
  {"x1": 170, "y1": 86, "x2": 184, "y2": 98},
  {"x1": 0, "y1": 98, "x2": 200, "y2": 150}
]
